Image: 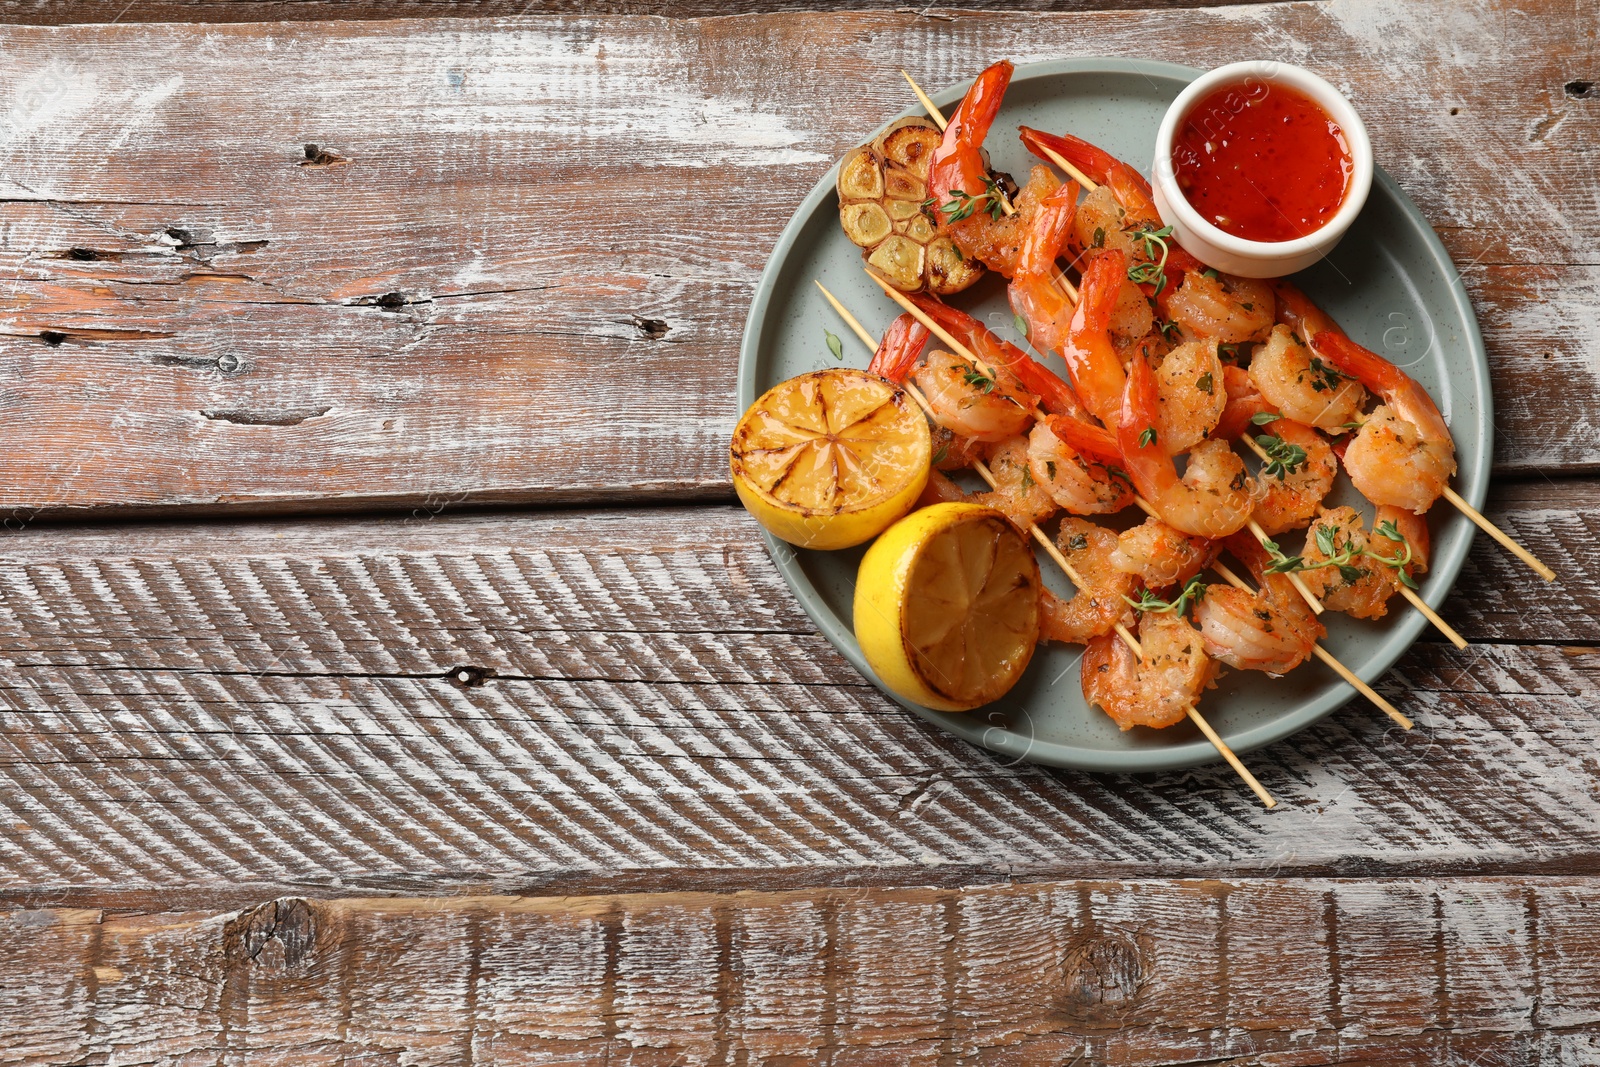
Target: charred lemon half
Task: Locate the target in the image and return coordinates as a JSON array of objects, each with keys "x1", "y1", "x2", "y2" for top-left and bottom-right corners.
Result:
[{"x1": 731, "y1": 368, "x2": 931, "y2": 551}]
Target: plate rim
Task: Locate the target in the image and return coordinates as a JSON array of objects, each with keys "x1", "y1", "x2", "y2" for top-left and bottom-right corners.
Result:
[{"x1": 736, "y1": 56, "x2": 1490, "y2": 772}]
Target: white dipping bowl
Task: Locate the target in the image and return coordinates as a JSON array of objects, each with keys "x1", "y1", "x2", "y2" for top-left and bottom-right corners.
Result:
[{"x1": 1150, "y1": 61, "x2": 1373, "y2": 279}]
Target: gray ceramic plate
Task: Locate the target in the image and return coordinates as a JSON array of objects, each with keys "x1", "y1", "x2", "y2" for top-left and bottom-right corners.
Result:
[{"x1": 736, "y1": 58, "x2": 1488, "y2": 771}]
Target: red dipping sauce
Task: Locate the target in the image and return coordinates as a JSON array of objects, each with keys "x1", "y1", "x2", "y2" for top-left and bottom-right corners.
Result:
[{"x1": 1171, "y1": 81, "x2": 1354, "y2": 243}]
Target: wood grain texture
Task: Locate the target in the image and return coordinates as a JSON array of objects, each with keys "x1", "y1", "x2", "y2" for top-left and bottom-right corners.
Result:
[
  {"x1": 0, "y1": 0, "x2": 1594, "y2": 516},
  {"x1": 5, "y1": 879, "x2": 1599, "y2": 1066},
  {"x1": 0, "y1": 0, "x2": 1284, "y2": 22},
  {"x1": 0, "y1": 479, "x2": 1595, "y2": 898}
]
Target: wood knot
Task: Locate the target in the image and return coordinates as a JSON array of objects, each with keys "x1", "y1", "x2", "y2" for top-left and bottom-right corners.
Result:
[
  {"x1": 301, "y1": 143, "x2": 352, "y2": 167},
  {"x1": 632, "y1": 316, "x2": 670, "y2": 340},
  {"x1": 224, "y1": 897, "x2": 316, "y2": 971},
  {"x1": 1058, "y1": 929, "x2": 1146, "y2": 1022},
  {"x1": 446, "y1": 665, "x2": 493, "y2": 688},
  {"x1": 1565, "y1": 80, "x2": 1596, "y2": 98}
]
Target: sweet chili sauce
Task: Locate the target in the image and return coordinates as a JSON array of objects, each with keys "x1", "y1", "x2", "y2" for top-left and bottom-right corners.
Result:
[{"x1": 1171, "y1": 81, "x2": 1353, "y2": 243}]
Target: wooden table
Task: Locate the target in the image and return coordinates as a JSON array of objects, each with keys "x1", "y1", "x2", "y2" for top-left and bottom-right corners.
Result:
[{"x1": 1, "y1": 0, "x2": 1597, "y2": 1061}]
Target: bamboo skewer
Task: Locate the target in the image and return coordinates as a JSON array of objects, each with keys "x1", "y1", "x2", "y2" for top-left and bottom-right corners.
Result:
[
  {"x1": 820, "y1": 280, "x2": 1277, "y2": 807},
  {"x1": 1442, "y1": 486, "x2": 1555, "y2": 582},
  {"x1": 899, "y1": 68, "x2": 1555, "y2": 586},
  {"x1": 1209, "y1": 562, "x2": 1413, "y2": 730}
]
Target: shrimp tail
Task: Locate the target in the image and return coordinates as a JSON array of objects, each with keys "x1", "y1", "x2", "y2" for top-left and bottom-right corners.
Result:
[
  {"x1": 1271, "y1": 281, "x2": 1346, "y2": 343},
  {"x1": 1311, "y1": 332, "x2": 1452, "y2": 442},
  {"x1": 1061, "y1": 248, "x2": 1128, "y2": 426},
  {"x1": 1018, "y1": 127, "x2": 1153, "y2": 198},
  {"x1": 868, "y1": 312, "x2": 930, "y2": 384},
  {"x1": 1044, "y1": 414, "x2": 1120, "y2": 463},
  {"x1": 1221, "y1": 530, "x2": 1274, "y2": 585},
  {"x1": 929, "y1": 61, "x2": 1013, "y2": 208}
]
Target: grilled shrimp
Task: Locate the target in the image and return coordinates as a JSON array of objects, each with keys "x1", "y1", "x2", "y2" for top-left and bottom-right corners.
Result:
[
  {"x1": 1248, "y1": 324, "x2": 1368, "y2": 431},
  {"x1": 905, "y1": 292, "x2": 1087, "y2": 419},
  {"x1": 1038, "y1": 517, "x2": 1139, "y2": 645},
  {"x1": 869, "y1": 312, "x2": 930, "y2": 383},
  {"x1": 912, "y1": 349, "x2": 1036, "y2": 443},
  {"x1": 1313, "y1": 331, "x2": 1457, "y2": 514},
  {"x1": 1251, "y1": 420, "x2": 1338, "y2": 535},
  {"x1": 1027, "y1": 417, "x2": 1135, "y2": 515},
  {"x1": 1119, "y1": 352, "x2": 1258, "y2": 538},
  {"x1": 971, "y1": 434, "x2": 1058, "y2": 530},
  {"x1": 1056, "y1": 248, "x2": 1129, "y2": 428},
  {"x1": 1112, "y1": 517, "x2": 1214, "y2": 589},
  {"x1": 1152, "y1": 340, "x2": 1227, "y2": 454},
  {"x1": 1081, "y1": 611, "x2": 1215, "y2": 731},
  {"x1": 1195, "y1": 571, "x2": 1324, "y2": 676},
  {"x1": 1210, "y1": 365, "x2": 1276, "y2": 442},
  {"x1": 1166, "y1": 270, "x2": 1275, "y2": 345},
  {"x1": 928, "y1": 61, "x2": 1064, "y2": 278},
  {"x1": 1019, "y1": 127, "x2": 1208, "y2": 278},
  {"x1": 1291, "y1": 507, "x2": 1406, "y2": 619}
]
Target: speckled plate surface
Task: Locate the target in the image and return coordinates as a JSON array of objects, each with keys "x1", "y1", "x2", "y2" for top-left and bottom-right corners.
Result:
[{"x1": 735, "y1": 58, "x2": 1488, "y2": 771}]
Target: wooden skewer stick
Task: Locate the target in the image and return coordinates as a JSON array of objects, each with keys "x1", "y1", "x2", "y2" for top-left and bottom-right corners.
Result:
[
  {"x1": 1210, "y1": 561, "x2": 1413, "y2": 730},
  {"x1": 1247, "y1": 517, "x2": 1325, "y2": 616},
  {"x1": 903, "y1": 70, "x2": 948, "y2": 130},
  {"x1": 1441, "y1": 485, "x2": 1555, "y2": 582},
  {"x1": 819, "y1": 280, "x2": 1277, "y2": 809}
]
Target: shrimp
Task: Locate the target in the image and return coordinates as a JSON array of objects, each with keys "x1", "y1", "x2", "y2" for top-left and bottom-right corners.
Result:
[
  {"x1": 1291, "y1": 507, "x2": 1405, "y2": 619},
  {"x1": 912, "y1": 349, "x2": 1035, "y2": 443},
  {"x1": 1118, "y1": 351, "x2": 1258, "y2": 538},
  {"x1": 928, "y1": 425, "x2": 989, "y2": 471},
  {"x1": 928, "y1": 61, "x2": 1064, "y2": 278},
  {"x1": 1112, "y1": 517, "x2": 1213, "y2": 589},
  {"x1": 1037, "y1": 517, "x2": 1138, "y2": 645},
  {"x1": 868, "y1": 312, "x2": 929, "y2": 383},
  {"x1": 1375, "y1": 504, "x2": 1431, "y2": 579},
  {"x1": 1195, "y1": 570, "x2": 1324, "y2": 676},
  {"x1": 1313, "y1": 331, "x2": 1457, "y2": 514},
  {"x1": 1152, "y1": 340, "x2": 1226, "y2": 454},
  {"x1": 971, "y1": 434, "x2": 1058, "y2": 530},
  {"x1": 1027, "y1": 418, "x2": 1135, "y2": 515},
  {"x1": 1055, "y1": 249, "x2": 1129, "y2": 428},
  {"x1": 1251, "y1": 420, "x2": 1337, "y2": 535},
  {"x1": 1019, "y1": 127, "x2": 1208, "y2": 276},
  {"x1": 1210, "y1": 365, "x2": 1276, "y2": 442},
  {"x1": 1271, "y1": 280, "x2": 1346, "y2": 345},
  {"x1": 905, "y1": 292, "x2": 1088, "y2": 419},
  {"x1": 1081, "y1": 611, "x2": 1215, "y2": 731},
  {"x1": 917, "y1": 468, "x2": 969, "y2": 508},
  {"x1": 1248, "y1": 324, "x2": 1368, "y2": 432},
  {"x1": 1165, "y1": 270, "x2": 1275, "y2": 345}
]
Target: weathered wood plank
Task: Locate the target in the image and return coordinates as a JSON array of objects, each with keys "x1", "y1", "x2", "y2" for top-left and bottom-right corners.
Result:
[
  {"x1": 0, "y1": 0, "x2": 1285, "y2": 21},
  {"x1": 0, "y1": 1, "x2": 1594, "y2": 516},
  {"x1": 0, "y1": 480, "x2": 1595, "y2": 896},
  {"x1": 3, "y1": 879, "x2": 1595, "y2": 1066}
]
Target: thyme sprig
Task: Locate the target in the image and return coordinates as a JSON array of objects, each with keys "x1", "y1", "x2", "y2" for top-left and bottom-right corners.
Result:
[
  {"x1": 1124, "y1": 222, "x2": 1175, "y2": 296},
  {"x1": 1124, "y1": 574, "x2": 1207, "y2": 616},
  {"x1": 962, "y1": 368, "x2": 997, "y2": 393},
  {"x1": 1255, "y1": 433, "x2": 1308, "y2": 479},
  {"x1": 927, "y1": 175, "x2": 1008, "y2": 224},
  {"x1": 1367, "y1": 519, "x2": 1421, "y2": 590},
  {"x1": 1260, "y1": 520, "x2": 1420, "y2": 590}
]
